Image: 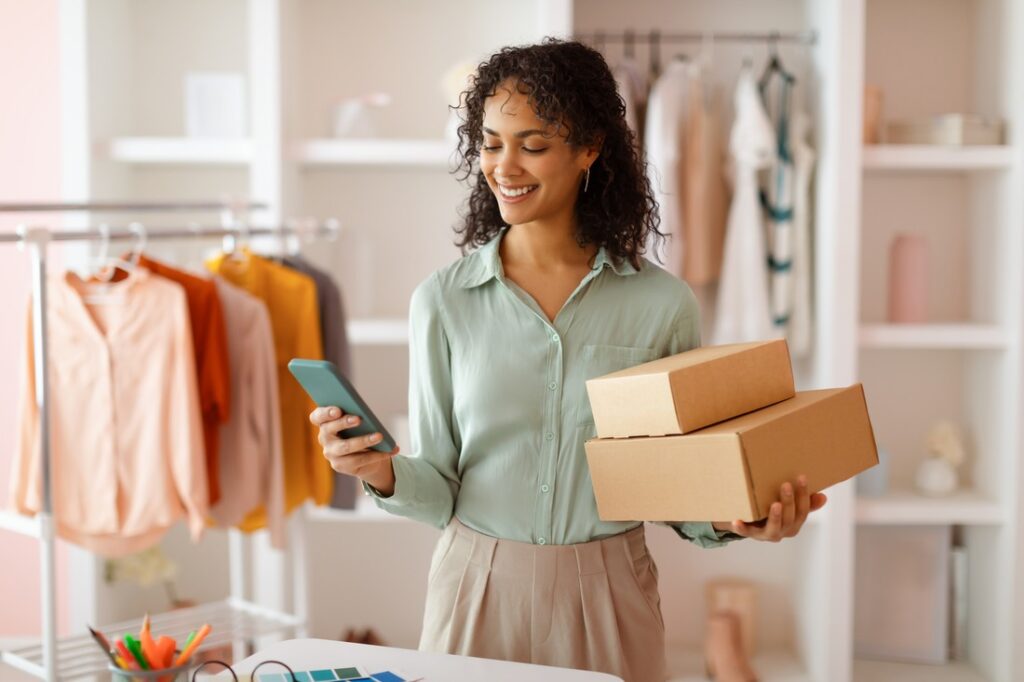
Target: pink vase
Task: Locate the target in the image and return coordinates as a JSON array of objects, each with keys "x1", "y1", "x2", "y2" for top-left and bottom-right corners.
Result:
[{"x1": 888, "y1": 233, "x2": 928, "y2": 323}]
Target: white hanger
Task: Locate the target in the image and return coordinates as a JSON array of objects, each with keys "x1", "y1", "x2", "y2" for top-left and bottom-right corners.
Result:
[{"x1": 90, "y1": 223, "x2": 135, "y2": 282}]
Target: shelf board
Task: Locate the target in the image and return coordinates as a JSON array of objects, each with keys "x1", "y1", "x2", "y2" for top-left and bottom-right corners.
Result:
[
  {"x1": 306, "y1": 504, "x2": 409, "y2": 523},
  {"x1": 854, "y1": 658, "x2": 987, "y2": 682},
  {"x1": 0, "y1": 598, "x2": 300, "y2": 680},
  {"x1": 858, "y1": 324, "x2": 1009, "y2": 350},
  {"x1": 0, "y1": 510, "x2": 39, "y2": 539},
  {"x1": 856, "y1": 490, "x2": 1002, "y2": 526},
  {"x1": 863, "y1": 145, "x2": 1013, "y2": 171},
  {"x1": 666, "y1": 647, "x2": 807, "y2": 682},
  {"x1": 297, "y1": 138, "x2": 455, "y2": 167},
  {"x1": 107, "y1": 137, "x2": 253, "y2": 165},
  {"x1": 348, "y1": 318, "x2": 408, "y2": 345}
]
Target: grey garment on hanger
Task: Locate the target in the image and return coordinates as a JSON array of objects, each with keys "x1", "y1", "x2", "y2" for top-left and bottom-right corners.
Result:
[{"x1": 281, "y1": 254, "x2": 357, "y2": 509}]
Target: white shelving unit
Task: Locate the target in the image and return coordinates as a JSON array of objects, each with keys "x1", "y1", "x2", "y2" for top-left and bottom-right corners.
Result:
[
  {"x1": 297, "y1": 139, "x2": 455, "y2": 168},
  {"x1": 106, "y1": 137, "x2": 254, "y2": 165},
  {"x1": 346, "y1": 318, "x2": 409, "y2": 346},
  {"x1": 855, "y1": 2, "x2": 1024, "y2": 682},
  {"x1": 858, "y1": 324, "x2": 1009, "y2": 350},
  {"x1": 856, "y1": 491, "x2": 1003, "y2": 526},
  {"x1": 26, "y1": 1, "x2": 1023, "y2": 681}
]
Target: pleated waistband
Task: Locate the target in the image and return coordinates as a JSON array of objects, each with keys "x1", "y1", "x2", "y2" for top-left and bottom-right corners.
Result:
[{"x1": 447, "y1": 516, "x2": 648, "y2": 577}]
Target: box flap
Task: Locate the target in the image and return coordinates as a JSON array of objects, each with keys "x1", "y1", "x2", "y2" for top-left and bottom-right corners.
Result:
[{"x1": 596, "y1": 340, "x2": 781, "y2": 379}]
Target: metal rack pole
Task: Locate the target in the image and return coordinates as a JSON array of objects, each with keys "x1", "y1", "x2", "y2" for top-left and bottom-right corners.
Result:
[{"x1": 18, "y1": 227, "x2": 57, "y2": 682}]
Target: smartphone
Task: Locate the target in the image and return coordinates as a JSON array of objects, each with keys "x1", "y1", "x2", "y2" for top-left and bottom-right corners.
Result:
[{"x1": 288, "y1": 358, "x2": 398, "y2": 453}]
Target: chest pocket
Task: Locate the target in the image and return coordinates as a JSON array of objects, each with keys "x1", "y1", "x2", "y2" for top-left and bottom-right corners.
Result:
[{"x1": 576, "y1": 344, "x2": 659, "y2": 426}]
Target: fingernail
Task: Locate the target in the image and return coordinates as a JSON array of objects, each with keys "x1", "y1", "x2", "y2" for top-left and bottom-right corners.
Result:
[
  {"x1": 369, "y1": 434, "x2": 381, "y2": 443},
  {"x1": 798, "y1": 475, "x2": 807, "y2": 487},
  {"x1": 783, "y1": 483, "x2": 793, "y2": 497},
  {"x1": 330, "y1": 408, "x2": 339, "y2": 418},
  {"x1": 773, "y1": 504, "x2": 781, "y2": 515},
  {"x1": 347, "y1": 416, "x2": 358, "y2": 424}
]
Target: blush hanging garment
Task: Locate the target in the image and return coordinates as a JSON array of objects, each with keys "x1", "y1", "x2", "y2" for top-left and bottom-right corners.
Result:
[
  {"x1": 711, "y1": 67, "x2": 776, "y2": 344},
  {"x1": 681, "y1": 64, "x2": 729, "y2": 286},
  {"x1": 209, "y1": 277, "x2": 287, "y2": 549},
  {"x1": 613, "y1": 57, "x2": 648, "y2": 146},
  {"x1": 11, "y1": 268, "x2": 209, "y2": 556}
]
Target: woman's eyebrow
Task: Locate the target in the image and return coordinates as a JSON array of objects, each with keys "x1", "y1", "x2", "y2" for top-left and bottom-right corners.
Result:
[{"x1": 483, "y1": 126, "x2": 548, "y2": 138}]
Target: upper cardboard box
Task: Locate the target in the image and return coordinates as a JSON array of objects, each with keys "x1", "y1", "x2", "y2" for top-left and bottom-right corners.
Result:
[{"x1": 585, "y1": 339, "x2": 795, "y2": 438}]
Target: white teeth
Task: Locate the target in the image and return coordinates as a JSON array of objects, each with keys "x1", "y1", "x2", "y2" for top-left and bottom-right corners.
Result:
[{"x1": 499, "y1": 184, "x2": 537, "y2": 198}]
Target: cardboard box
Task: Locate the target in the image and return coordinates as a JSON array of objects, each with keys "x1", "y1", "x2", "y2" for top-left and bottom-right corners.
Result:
[
  {"x1": 584, "y1": 339, "x2": 795, "y2": 439},
  {"x1": 584, "y1": 385, "x2": 878, "y2": 522}
]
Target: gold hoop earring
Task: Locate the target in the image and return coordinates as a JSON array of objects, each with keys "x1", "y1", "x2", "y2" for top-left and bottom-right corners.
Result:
[{"x1": 584, "y1": 166, "x2": 591, "y2": 193}]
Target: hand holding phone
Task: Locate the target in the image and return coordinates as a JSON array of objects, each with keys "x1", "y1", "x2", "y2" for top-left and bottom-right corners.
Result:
[{"x1": 291, "y1": 359, "x2": 400, "y2": 493}]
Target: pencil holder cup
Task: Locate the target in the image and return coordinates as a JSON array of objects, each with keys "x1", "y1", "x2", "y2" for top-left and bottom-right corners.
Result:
[{"x1": 108, "y1": 661, "x2": 193, "y2": 682}]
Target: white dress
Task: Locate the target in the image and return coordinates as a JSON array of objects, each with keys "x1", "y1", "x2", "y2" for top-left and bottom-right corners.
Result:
[
  {"x1": 711, "y1": 67, "x2": 777, "y2": 345},
  {"x1": 643, "y1": 59, "x2": 690, "y2": 277}
]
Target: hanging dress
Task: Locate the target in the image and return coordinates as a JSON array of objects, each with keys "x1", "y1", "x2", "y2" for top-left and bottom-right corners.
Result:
[
  {"x1": 643, "y1": 59, "x2": 690, "y2": 276},
  {"x1": 711, "y1": 67, "x2": 777, "y2": 344}
]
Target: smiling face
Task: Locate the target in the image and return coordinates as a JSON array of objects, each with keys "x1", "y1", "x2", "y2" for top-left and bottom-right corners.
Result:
[{"x1": 478, "y1": 80, "x2": 598, "y2": 229}]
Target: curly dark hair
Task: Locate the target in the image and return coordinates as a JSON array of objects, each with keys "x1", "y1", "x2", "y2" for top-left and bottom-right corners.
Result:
[{"x1": 451, "y1": 38, "x2": 663, "y2": 269}]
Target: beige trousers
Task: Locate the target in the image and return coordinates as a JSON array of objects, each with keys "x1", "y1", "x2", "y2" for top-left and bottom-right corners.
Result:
[{"x1": 419, "y1": 517, "x2": 667, "y2": 682}]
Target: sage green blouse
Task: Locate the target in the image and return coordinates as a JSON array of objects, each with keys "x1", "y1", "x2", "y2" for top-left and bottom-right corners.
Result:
[{"x1": 365, "y1": 229, "x2": 738, "y2": 549}]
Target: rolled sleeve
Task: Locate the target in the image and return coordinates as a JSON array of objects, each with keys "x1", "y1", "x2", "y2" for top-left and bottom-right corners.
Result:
[
  {"x1": 365, "y1": 274, "x2": 461, "y2": 528},
  {"x1": 670, "y1": 521, "x2": 744, "y2": 549}
]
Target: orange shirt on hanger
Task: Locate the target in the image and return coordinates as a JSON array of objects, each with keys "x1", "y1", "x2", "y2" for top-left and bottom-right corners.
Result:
[
  {"x1": 206, "y1": 250, "x2": 331, "y2": 528},
  {"x1": 11, "y1": 268, "x2": 209, "y2": 556},
  {"x1": 128, "y1": 254, "x2": 231, "y2": 505}
]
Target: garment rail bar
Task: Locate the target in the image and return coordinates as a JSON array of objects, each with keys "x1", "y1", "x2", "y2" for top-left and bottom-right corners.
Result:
[
  {"x1": 0, "y1": 221, "x2": 340, "y2": 244},
  {"x1": 0, "y1": 200, "x2": 268, "y2": 213},
  {"x1": 573, "y1": 29, "x2": 818, "y2": 45}
]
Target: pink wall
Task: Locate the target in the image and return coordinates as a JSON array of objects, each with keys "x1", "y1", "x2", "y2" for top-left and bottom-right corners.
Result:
[{"x1": 0, "y1": 0, "x2": 69, "y2": 637}]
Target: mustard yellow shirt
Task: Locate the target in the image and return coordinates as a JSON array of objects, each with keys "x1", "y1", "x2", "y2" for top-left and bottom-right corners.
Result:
[{"x1": 207, "y1": 251, "x2": 331, "y2": 526}]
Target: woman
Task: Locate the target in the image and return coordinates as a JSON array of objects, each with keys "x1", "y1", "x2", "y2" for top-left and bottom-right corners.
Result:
[{"x1": 310, "y1": 39, "x2": 825, "y2": 682}]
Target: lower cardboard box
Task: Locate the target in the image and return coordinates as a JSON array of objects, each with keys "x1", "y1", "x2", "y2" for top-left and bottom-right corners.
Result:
[{"x1": 584, "y1": 384, "x2": 878, "y2": 523}]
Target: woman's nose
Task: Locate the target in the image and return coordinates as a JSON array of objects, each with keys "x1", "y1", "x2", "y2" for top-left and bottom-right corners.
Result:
[{"x1": 493, "y1": 150, "x2": 522, "y2": 179}]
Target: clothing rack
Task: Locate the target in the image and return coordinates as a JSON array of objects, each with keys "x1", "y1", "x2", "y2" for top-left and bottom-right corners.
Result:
[
  {"x1": 575, "y1": 29, "x2": 817, "y2": 78},
  {"x1": 573, "y1": 29, "x2": 818, "y2": 48},
  {"x1": 0, "y1": 201, "x2": 335, "y2": 681}
]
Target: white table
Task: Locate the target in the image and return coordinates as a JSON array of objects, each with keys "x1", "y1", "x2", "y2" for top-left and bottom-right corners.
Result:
[{"x1": 215, "y1": 638, "x2": 623, "y2": 681}]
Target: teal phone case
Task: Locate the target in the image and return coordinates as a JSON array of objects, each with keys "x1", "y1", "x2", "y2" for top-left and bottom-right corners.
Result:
[{"x1": 287, "y1": 358, "x2": 397, "y2": 453}]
